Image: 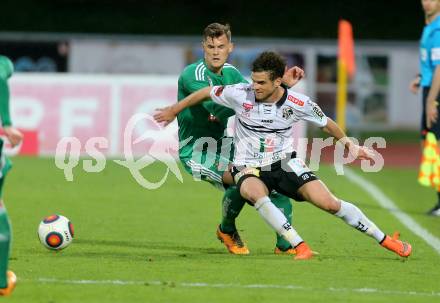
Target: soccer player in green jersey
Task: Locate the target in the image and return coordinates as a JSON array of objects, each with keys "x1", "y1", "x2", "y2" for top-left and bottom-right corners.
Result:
[
  {"x1": 0, "y1": 55, "x2": 22, "y2": 296},
  {"x1": 176, "y1": 23, "x2": 303, "y2": 254}
]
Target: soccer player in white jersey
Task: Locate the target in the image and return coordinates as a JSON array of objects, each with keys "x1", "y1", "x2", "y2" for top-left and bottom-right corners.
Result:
[{"x1": 155, "y1": 51, "x2": 412, "y2": 260}]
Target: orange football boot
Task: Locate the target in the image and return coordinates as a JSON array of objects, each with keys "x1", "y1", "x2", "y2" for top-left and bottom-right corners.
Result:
[
  {"x1": 0, "y1": 271, "x2": 16, "y2": 296},
  {"x1": 381, "y1": 232, "x2": 412, "y2": 257},
  {"x1": 275, "y1": 246, "x2": 320, "y2": 256},
  {"x1": 293, "y1": 242, "x2": 313, "y2": 260},
  {"x1": 216, "y1": 225, "x2": 250, "y2": 255},
  {"x1": 274, "y1": 246, "x2": 297, "y2": 255}
]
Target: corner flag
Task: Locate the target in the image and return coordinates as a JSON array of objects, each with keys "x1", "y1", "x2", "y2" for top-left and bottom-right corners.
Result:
[{"x1": 337, "y1": 19, "x2": 356, "y2": 131}]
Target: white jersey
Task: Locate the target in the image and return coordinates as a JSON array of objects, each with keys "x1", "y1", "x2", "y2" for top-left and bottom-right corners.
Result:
[{"x1": 210, "y1": 83, "x2": 328, "y2": 167}]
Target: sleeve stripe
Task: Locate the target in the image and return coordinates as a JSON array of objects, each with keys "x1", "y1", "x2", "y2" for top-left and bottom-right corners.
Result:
[
  {"x1": 223, "y1": 65, "x2": 239, "y2": 71},
  {"x1": 198, "y1": 66, "x2": 206, "y2": 81},
  {"x1": 195, "y1": 63, "x2": 204, "y2": 81},
  {"x1": 198, "y1": 66, "x2": 203, "y2": 80},
  {"x1": 186, "y1": 160, "x2": 223, "y2": 182},
  {"x1": 194, "y1": 64, "x2": 198, "y2": 80}
]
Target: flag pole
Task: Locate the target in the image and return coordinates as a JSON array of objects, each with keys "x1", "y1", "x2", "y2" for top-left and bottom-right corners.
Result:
[
  {"x1": 337, "y1": 20, "x2": 355, "y2": 132},
  {"x1": 337, "y1": 59, "x2": 347, "y2": 132}
]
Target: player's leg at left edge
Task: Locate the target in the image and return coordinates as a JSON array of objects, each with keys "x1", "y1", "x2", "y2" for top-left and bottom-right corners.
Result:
[{"x1": 0, "y1": 159, "x2": 16, "y2": 296}]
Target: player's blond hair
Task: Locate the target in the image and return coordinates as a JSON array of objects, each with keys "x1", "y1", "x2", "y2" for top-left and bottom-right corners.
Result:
[{"x1": 203, "y1": 23, "x2": 232, "y2": 42}]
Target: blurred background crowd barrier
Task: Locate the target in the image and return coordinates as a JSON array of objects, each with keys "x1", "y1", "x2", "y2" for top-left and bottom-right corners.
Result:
[{"x1": 0, "y1": 32, "x2": 420, "y2": 156}]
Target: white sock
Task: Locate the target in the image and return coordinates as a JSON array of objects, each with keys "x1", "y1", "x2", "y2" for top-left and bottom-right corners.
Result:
[
  {"x1": 255, "y1": 196, "x2": 303, "y2": 247},
  {"x1": 335, "y1": 200, "x2": 385, "y2": 242}
]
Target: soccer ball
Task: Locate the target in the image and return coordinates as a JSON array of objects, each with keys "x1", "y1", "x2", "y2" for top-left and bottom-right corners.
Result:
[{"x1": 38, "y1": 215, "x2": 74, "y2": 250}]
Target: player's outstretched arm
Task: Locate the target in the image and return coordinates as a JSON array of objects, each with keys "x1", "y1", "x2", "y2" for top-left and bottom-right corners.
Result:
[
  {"x1": 321, "y1": 118, "x2": 374, "y2": 160},
  {"x1": 3, "y1": 127, "x2": 23, "y2": 148},
  {"x1": 282, "y1": 66, "x2": 304, "y2": 88},
  {"x1": 154, "y1": 87, "x2": 211, "y2": 125},
  {"x1": 0, "y1": 75, "x2": 23, "y2": 148}
]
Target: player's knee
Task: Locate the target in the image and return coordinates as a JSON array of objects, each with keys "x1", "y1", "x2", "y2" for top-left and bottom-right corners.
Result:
[
  {"x1": 222, "y1": 171, "x2": 234, "y2": 185},
  {"x1": 320, "y1": 196, "x2": 341, "y2": 213},
  {"x1": 239, "y1": 177, "x2": 268, "y2": 204}
]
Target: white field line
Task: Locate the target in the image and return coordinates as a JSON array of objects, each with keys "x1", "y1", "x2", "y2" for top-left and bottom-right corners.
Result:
[
  {"x1": 32, "y1": 278, "x2": 440, "y2": 298},
  {"x1": 345, "y1": 168, "x2": 440, "y2": 255}
]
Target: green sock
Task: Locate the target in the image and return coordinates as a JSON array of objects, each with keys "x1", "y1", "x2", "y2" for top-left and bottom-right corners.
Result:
[
  {"x1": 220, "y1": 186, "x2": 246, "y2": 234},
  {"x1": 270, "y1": 192, "x2": 293, "y2": 251},
  {"x1": 0, "y1": 204, "x2": 10, "y2": 289},
  {"x1": 0, "y1": 174, "x2": 10, "y2": 288}
]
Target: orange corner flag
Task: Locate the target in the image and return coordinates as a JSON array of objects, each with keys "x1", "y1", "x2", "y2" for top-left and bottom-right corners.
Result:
[
  {"x1": 338, "y1": 19, "x2": 355, "y2": 78},
  {"x1": 337, "y1": 19, "x2": 355, "y2": 131}
]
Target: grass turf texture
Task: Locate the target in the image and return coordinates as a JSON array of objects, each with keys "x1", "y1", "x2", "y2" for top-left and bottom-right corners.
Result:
[{"x1": 3, "y1": 156, "x2": 440, "y2": 302}]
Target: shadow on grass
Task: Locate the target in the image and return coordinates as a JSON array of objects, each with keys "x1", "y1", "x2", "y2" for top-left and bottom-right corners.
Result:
[
  {"x1": 73, "y1": 238, "x2": 225, "y2": 255},
  {"x1": 55, "y1": 239, "x2": 405, "y2": 263}
]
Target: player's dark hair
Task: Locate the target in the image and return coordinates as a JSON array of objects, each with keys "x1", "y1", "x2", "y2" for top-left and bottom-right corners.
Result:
[
  {"x1": 252, "y1": 51, "x2": 286, "y2": 80},
  {"x1": 203, "y1": 23, "x2": 232, "y2": 42}
]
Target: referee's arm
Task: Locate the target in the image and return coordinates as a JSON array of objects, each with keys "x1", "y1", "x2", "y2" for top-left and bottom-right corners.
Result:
[{"x1": 426, "y1": 65, "x2": 440, "y2": 128}]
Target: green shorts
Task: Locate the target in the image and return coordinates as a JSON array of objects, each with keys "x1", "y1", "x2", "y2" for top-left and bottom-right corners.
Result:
[{"x1": 181, "y1": 150, "x2": 231, "y2": 190}]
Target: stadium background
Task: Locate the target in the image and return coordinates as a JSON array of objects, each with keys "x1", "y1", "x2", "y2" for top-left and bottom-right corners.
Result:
[
  {"x1": 0, "y1": 0, "x2": 425, "y2": 158},
  {"x1": 0, "y1": 0, "x2": 425, "y2": 39}
]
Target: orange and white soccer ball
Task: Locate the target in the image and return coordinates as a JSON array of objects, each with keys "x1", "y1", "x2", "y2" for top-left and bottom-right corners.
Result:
[{"x1": 38, "y1": 215, "x2": 74, "y2": 250}]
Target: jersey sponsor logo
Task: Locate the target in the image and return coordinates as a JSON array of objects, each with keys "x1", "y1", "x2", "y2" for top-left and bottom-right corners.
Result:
[
  {"x1": 258, "y1": 137, "x2": 275, "y2": 153},
  {"x1": 287, "y1": 95, "x2": 304, "y2": 106},
  {"x1": 208, "y1": 113, "x2": 219, "y2": 122},
  {"x1": 242, "y1": 102, "x2": 254, "y2": 111},
  {"x1": 282, "y1": 107, "x2": 294, "y2": 120},
  {"x1": 263, "y1": 104, "x2": 272, "y2": 115},
  {"x1": 214, "y1": 86, "x2": 225, "y2": 96},
  {"x1": 432, "y1": 48, "x2": 440, "y2": 61},
  {"x1": 312, "y1": 105, "x2": 324, "y2": 120},
  {"x1": 250, "y1": 150, "x2": 283, "y2": 166},
  {"x1": 240, "y1": 111, "x2": 251, "y2": 118},
  {"x1": 238, "y1": 118, "x2": 292, "y2": 134},
  {"x1": 252, "y1": 150, "x2": 281, "y2": 158},
  {"x1": 287, "y1": 158, "x2": 311, "y2": 176},
  {"x1": 265, "y1": 137, "x2": 275, "y2": 152}
]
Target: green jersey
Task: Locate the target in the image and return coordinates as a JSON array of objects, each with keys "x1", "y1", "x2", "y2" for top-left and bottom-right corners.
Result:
[
  {"x1": 0, "y1": 56, "x2": 13, "y2": 128},
  {"x1": 177, "y1": 59, "x2": 247, "y2": 161},
  {"x1": 0, "y1": 56, "x2": 14, "y2": 180}
]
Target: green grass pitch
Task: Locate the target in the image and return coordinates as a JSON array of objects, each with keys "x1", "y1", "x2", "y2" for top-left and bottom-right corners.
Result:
[{"x1": 3, "y1": 156, "x2": 440, "y2": 302}]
